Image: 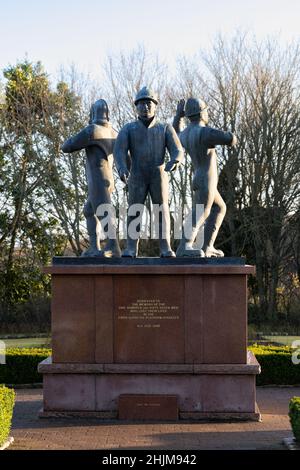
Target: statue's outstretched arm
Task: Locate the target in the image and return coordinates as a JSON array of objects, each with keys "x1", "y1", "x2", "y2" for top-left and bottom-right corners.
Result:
[
  {"x1": 61, "y1": 127, "x2": 91, "y2": 153},
  {"x1": 202, "y1": 128, "x2": 237, "y2": 148}
]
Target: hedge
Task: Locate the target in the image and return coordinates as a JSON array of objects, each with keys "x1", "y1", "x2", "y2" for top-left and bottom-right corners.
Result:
[
  {"x1": 0, "y1": 346, "x2": 300, "y2": 386},
  {"x1": 249, "y1": 345, "x2": 300, "y2": 385},
  {"x1": 0, "y1": 348, "x2": 51, "y2": 385},
  {"x1": 289, "y1": 397, "x2": 300, "y2": 442},
  {"x1": 0, "y1": 386, "x2": 15, "y2": 447}
]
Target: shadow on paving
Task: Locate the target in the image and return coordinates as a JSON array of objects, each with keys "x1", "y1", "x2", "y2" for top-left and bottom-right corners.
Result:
[
  {"x1": 114, "y1": 431, "x2": 289, "y2": 450},
  {"x1": 10, "y1": 429, "x2": 291, "y2": 450}
]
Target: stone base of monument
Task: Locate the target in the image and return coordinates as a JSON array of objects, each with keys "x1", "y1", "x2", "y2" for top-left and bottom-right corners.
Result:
[
  {"x1": 38, "y1": 257, "x2": 261, "y2": 421},
  {"x1": 38, "y1": 352, "x2": 260, "y2": 421}
]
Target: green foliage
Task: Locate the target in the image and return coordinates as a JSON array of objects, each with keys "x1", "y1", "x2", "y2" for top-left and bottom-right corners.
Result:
[
  {"x1": 0, "y1": 261, "x2": 50, "y2": 306},
  {"x1": 289, "y1": 397, "x2": 300, "y2": 442},
  {"x1": 0, "y1": 296, "x2": 51, "y2": 335},
  {"x1": 0, "y1": 58, "x2": 86, "y2": 318},
  {"x1": 0, "y1": 348, "x2": 51, "y2": 384},
  {"x1": 0, "y1": 386, "x2": 15, "y2": 447},
  {"x1": 3, "y1": 60, "x2": 50, "y2": 136},
  {"x1": 249, "y1": 345, "x2": 300, "y2": 385}
]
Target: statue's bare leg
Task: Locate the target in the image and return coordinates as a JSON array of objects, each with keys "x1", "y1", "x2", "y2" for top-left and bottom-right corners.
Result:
[
  {"x1": 176, "y1": 179, "x2": 214, "y2": 257},
  {"x1": 82, "y1": 200, "x2": 102, "y2": 257},
  {"x1": 91, "y1": 171, "x2": 121, "y2": 257},
  {"x1": 98, "y1": 210, "x2": 121, "y2": 258},
  {"x1": 202, "y1": 190, "x2": 226, "y2": 257}
]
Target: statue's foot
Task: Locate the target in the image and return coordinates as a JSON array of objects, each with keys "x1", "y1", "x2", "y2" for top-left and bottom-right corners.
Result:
[
  {"x1": 102, "y1": 249, "x2": 118, "y2": 258},
  {"x1": 103, "y1": 241, "x2": 122, "y2": 258},
  {"x1": 160, "y1": 240, "x2": 176, "y2": 258},
  {"x1": 176, "y1": 241, "x2": 204, "y2": 257},
  {"x1": 204, "y1": 247, "x2": 224, "y2": 258},
  {"x1": 122, "y1": 248, "x2": 137, "y2": 258},
  {"x1": 177, "y1": 248, "x2": 204, "y2": 257},
  {"x1": 160, "y1": 250, "x2": 176, "y2": 258},
  {"x1": 81, "y1": 248, "x2": 104, "y2": 257}
]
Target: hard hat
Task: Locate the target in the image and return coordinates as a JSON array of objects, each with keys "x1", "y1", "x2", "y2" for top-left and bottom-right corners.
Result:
[
  {"x1": 184, "y1": 98, "x2": 207, "y2": 117},
  {"x1": 134, "y1": 86, "x2": 158, "y2": 105},
  {"x1": 89, "y1": 99, "x2": 109, "y2": 124}
]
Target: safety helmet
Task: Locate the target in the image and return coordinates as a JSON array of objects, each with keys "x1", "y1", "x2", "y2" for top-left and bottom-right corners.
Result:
[
  {"x1": 184, "y1": 98, "x2": 207, "y2": 117},
  {"x1": 89, "y1": 99, "x2": 109, "y2": 124},
  {"x1": 134, "y1": 86, "x2": 159, "y2": 105}
]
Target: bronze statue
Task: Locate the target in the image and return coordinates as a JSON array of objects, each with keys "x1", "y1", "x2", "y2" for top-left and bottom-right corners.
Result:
[
  {"x1": 61, "y1": 99, "x2": 121, "y2": 257},
  {"x1": 114, "y1": 86, "x2": 184, "y2": 257},
  {"x1": 173, "y1": 98, "x2": 237, "y2": 257}
]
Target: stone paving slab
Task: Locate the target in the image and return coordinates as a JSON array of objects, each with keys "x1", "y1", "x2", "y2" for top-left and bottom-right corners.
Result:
[{"x1": 8, "y1": 387, "x2": 300, "y2": 450}]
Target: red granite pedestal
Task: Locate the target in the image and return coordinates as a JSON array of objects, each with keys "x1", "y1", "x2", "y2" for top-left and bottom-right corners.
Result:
[{"x1": 38, "y1": 260, "x2": 261, "y2": 421}]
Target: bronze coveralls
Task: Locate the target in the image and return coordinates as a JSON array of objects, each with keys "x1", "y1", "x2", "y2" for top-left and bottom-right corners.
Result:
[{"x1": 114, "y1": 117, "x2": 183, "y2": 255}]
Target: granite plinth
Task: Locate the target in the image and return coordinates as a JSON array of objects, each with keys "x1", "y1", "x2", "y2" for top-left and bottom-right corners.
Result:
[
  {"x1": 40, "y1": 257, "x2": 259, "y2": 421},
  {"x1": 44, "y1": 260, "x2": 255, "y2": 365},
  {"x1": 38, "y1": 352, "x2": 260, "y2": 421}
]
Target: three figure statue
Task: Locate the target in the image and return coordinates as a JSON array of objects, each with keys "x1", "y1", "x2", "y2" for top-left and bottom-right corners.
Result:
[{"x1": 61, "y1": 87, "x2": 236, "y2": 258}]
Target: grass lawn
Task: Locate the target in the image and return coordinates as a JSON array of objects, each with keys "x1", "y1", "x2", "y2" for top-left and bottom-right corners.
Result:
[
  {"x1": 262, "y1": 335, "x2": 300, "y2": 347},
  {"x1": 0, "y1": 337, "x2": 50, "y2": 348}
]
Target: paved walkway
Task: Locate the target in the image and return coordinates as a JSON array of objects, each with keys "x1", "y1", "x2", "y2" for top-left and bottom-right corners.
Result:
[{"x1": 9, "y1": 387, "x2": 299, "y2": 450}]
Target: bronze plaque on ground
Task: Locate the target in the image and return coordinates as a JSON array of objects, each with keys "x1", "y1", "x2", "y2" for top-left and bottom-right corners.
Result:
[
  {"x1": 119, "y1": 394, "x2": 178, "y2": 420},
  {"x1": 114, "y1": 275, "x2": 184, "y2": 363}
]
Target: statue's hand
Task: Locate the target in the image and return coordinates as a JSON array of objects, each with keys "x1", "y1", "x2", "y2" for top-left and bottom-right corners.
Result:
[
  {"x1": 119, "y1": 169, "x2": 129, "y2": 184},
  {"x1": 231, "y1": 134, "x2": 237, "y2": 147},
  {"x1": 165, "y1": 161, "x2": 179, "y2": 172},
  {"x1": 176, "y1": 99, "x2": 185, "y2": 118}
]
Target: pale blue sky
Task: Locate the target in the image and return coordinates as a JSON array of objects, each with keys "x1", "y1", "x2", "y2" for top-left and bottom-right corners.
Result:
[{"x1": 1, "y1": 0, "x2": 300, "y2": 81}]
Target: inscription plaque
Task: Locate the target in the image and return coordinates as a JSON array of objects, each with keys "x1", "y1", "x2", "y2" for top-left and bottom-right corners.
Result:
[
  {"x1": 118, "y1": 298, "x2": 180, "y2": 329},
  {"x1": 119, "y1": 394, "x2": 178, "y2": 420},
  {"x1": 114, "y1": 275, "x2": 184, "y2": 363}
]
